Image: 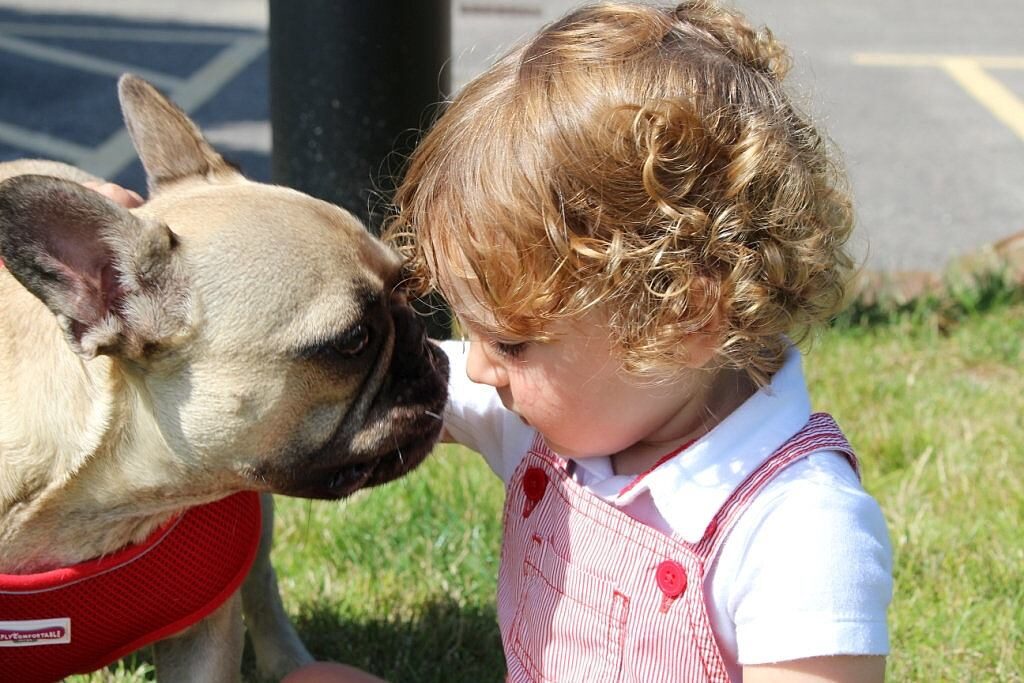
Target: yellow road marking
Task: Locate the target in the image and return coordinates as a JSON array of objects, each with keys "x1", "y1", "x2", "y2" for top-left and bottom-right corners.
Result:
[
  {"x1": 854, "y1": 52, "x2": 1024, "y2": 142},
  {"x1": 854, "y1": 53, "x2": 1024, "y2": 69},
  {"x1": 942, "y1": 58, "x2": 1024, "y2": 142}
]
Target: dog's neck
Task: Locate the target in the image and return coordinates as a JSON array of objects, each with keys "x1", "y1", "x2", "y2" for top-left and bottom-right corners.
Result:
[{"x1": 0, "y1": 275, "x2": 224, "y2": 573}]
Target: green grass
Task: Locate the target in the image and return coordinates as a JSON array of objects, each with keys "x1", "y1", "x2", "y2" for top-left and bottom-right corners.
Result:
[
  {"x1": 807, "y1": 299, "x2": 1024, "y2": 682},
  {"x1": 267, "y1": 445, "x2": 506, "y2": 681},
  {"x1": 73, "y1": 293, "x2": 1024, "y2": 682}
]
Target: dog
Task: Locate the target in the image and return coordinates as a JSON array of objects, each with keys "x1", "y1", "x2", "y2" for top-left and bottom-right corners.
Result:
[{"x1": 0, "y1": 74, "x2": 448, "y2": 682}]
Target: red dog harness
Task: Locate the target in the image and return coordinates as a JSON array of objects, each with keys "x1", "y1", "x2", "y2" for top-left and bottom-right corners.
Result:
[{"x1": 0, "y1": 492, "x2": 261, "y2": 683}]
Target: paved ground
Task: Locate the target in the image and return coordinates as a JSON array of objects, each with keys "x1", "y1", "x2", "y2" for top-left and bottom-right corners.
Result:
[{"x1": 0, "y1": 0, "x2": 1021, "y2": 272}]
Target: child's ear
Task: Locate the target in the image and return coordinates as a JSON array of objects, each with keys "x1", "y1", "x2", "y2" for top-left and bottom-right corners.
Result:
[
  {"x1": 681, "y1": 322, "x2": 721, "y2": 369},
  {"x1": 679, "y1": 276, "x2": 724, "y2": 369}
]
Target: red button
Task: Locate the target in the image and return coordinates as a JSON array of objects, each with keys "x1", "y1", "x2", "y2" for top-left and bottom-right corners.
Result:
[
  {"x1": 522, "y1": 467, "x2": 548, "y2": 502},
  {"x1": 656, "y1": 560, "x2": 687, "y2": 598}
]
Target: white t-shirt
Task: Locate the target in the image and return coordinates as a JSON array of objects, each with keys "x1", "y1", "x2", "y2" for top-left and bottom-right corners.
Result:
[{"x1": 441, "y1": 340, "x2": 892, "y2": 680}]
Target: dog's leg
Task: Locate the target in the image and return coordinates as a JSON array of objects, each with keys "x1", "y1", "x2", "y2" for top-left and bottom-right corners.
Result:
[
  {"x1": 243, "y1": 493, "x2": 315, "y2": 680},
  {"x1": 153, "y1": 591, "x2": 244, "y2": 683}
]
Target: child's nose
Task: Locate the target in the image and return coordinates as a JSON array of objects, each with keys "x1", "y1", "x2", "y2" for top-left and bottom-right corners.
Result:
[{"x1": 466, "y1": 341, "x2": 508, "y2": 388}]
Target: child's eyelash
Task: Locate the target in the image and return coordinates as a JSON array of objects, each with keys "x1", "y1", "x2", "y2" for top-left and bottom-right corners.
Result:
[{"x1": 491, "y1": 340, "x2": 527, "y2": 359}]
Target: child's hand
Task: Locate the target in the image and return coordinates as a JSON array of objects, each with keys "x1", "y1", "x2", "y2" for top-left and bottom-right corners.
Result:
[
  {"x1": 282, "y1": 662, "x2": 388, "y2": 683},
  {"x1": 81, "y1": 181, "x2": 145, "y2": 208}
]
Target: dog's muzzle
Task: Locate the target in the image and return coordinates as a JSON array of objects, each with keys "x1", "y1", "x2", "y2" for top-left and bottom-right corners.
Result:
[{"x1": 251, "y1": 306, "x2": 449, "y2": 499}]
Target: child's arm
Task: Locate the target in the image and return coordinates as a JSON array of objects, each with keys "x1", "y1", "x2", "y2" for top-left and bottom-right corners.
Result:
[
  {"x1": 744, "y1": 654, "x2": 885, "y2": 682},
  {"x1": 433, "y1": 338, "x2": 535, "y2": 481}
]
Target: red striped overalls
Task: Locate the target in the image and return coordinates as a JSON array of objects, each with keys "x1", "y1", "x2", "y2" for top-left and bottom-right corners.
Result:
[{"x1": 498, "y1": 413, "x2": 858, "y2": 682}]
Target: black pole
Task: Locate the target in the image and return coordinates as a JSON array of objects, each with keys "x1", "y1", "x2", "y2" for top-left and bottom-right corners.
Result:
[{"x1": 269, "y1": 1, "x2": 452, "y2": 337}]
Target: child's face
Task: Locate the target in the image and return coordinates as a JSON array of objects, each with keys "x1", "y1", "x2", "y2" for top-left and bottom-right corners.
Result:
[{"x1": 455, "y1": 298, "x2": 713, "y2": 465}]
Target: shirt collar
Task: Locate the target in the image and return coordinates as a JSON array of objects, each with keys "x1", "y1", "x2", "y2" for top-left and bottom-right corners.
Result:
[{"x1": 570, "y1": 345, "x2": 811, "y2": 542}]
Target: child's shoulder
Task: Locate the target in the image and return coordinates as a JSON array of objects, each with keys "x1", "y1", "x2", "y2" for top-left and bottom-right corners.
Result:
[
  {"x1": 746, "y1": 450, "x2": 887, "y2": 539},
  {"x1": 712, "y1": 450, "x2": 893, "y2": 660},
  {"x1": 718, "y1": 449, "x2": 891, "y2": 606}
]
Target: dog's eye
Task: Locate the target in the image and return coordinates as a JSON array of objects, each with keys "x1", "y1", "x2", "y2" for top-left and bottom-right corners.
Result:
[{"x1": 332, "y1": 324, "x2": 370, "y2": 357}]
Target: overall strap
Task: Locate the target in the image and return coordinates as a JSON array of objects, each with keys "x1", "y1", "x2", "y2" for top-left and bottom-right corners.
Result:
[{"x1": 694, "y1": 412, "x2": 857, "y2": 562}]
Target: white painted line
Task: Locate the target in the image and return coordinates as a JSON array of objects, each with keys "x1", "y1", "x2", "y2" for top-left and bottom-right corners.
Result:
[
  {"x1": 0, "y1": 120, "x2": 92, "y2": 162},
  {"x1": 0, "y1": 34, "x2": 182, "y2": 89},
  {"x1": 165, "y1": 36, "x2": 267, "y2": 112},
  {"x1": 204, "y1": 120, "x2": 271, "y2": 153},
  {"x1": 942, "y1": 58, "x2": 1024, "y2": 142},
  {"x1": 78, "y1": 130, "x2": 135, "y2": 183},
  {"x1": 81, "y1": 36, "x2": 268, "y2": 179},
  {"x1": 0, "y1": 22, "x2": 259, "y2": 44}
]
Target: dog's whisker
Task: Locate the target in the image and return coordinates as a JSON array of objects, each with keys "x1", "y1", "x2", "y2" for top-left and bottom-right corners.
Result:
[{"x1": 424, "y1": 410, "x2": 442, "y2": 421}]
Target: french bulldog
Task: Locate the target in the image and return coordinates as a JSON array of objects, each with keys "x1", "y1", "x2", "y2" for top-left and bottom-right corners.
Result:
[{"x1": 0, "y1": 75, "x2": 448, "y2": 682}]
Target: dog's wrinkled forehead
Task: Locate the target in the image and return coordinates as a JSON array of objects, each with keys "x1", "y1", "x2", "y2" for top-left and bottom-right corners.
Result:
[{"x1": 142, "y1": 181, "x2": 400, "y2": 346}]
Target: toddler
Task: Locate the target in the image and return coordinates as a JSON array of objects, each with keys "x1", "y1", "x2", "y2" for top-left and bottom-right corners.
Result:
[{"x1": 303, "y1": 1, "x2": 894, "y2": 681}]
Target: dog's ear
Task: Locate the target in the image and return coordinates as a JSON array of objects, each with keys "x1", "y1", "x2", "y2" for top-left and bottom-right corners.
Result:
[
  {"x1": 0, "y1": 175, "x2": 191, "y2": 360},
  {"x1": 118, "y1": 73, "x2": 242, "y2": 195}
]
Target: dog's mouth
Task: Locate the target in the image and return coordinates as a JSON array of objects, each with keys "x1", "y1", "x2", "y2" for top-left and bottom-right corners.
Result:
[
  {"x1": 324, "y1": 425, "x2": 440, "y2": 498},
  {"x1": 253, "y1": 336, "x2": 448, "y2": 499},
  {"x1": 247, "y1": 411, "x2": 443, "y2": 500},
  {"x1": 329, "y1": 460, "x2": 376, "y2": 494},
  {"x1": 248, "y1": 303, "x2": 448, "y2": 500}
]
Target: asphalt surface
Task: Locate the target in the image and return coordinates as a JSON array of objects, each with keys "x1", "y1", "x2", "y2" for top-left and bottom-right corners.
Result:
[{"x1": 0, "y1": 0, "x2": 1020, "y2": 272}]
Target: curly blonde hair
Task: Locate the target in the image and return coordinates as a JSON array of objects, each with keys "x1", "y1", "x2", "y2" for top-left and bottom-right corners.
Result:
[{"x1": 385, "y1": 0, "x2": 854, "y2": 385}]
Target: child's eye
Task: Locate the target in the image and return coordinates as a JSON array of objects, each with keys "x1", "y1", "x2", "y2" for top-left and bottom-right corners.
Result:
[{"x1": 491, "y1": 340, "x2": 527, "y2": 359}]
